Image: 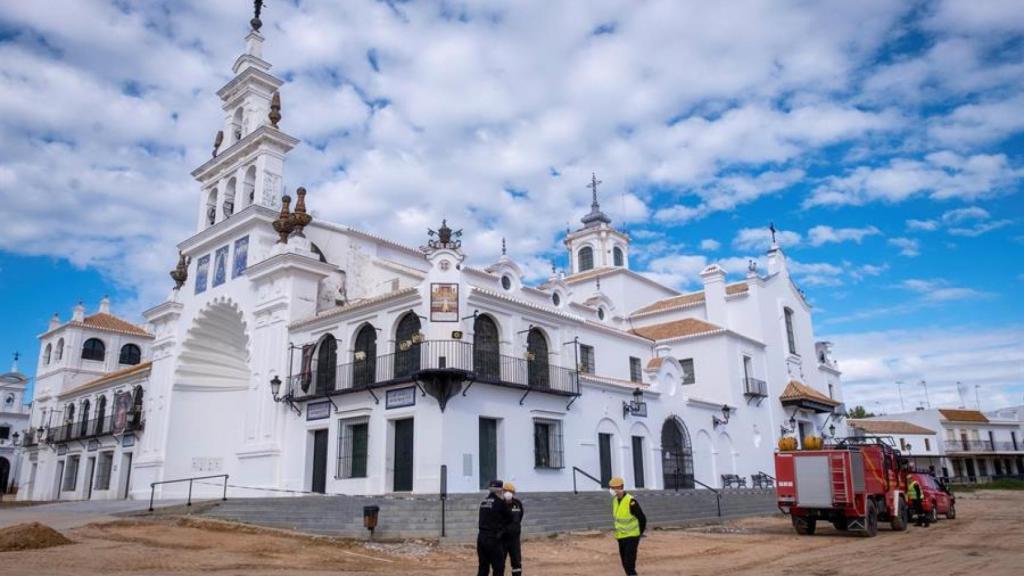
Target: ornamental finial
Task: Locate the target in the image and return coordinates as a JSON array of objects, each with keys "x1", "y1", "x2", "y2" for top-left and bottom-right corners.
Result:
[{"x1": 251, "y1": 0, "x2": 264, "y2": 32}]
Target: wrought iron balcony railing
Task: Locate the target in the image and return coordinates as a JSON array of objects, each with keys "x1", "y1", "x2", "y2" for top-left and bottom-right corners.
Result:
[
  {"x1": 742, "y1": 377, "x2": 768, "y2": 397},
  {"x1": 944, "y1": 440, "x2": 994, "y2": 453},
  {"x1": 288, "y1": 339, "x2": 580, "y2": 401},
  {"x1": 45, "y1": 412, "x2": 144, "y2": 444}
]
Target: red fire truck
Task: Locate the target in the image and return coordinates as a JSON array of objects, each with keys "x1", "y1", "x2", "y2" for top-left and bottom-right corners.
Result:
[{"x1": 775, "y1": 437, "x2": 910, "y2": 537}]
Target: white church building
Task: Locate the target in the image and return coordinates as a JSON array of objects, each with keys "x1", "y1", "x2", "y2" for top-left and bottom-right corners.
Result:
[{"x1": 18, "y1": 19, "x2": 846, "y2": 501}]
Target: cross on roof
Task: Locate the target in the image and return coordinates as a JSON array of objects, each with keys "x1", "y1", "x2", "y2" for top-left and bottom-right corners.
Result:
[{"x1": 587, "y1": 173, "x2": 602, "y2": 206}]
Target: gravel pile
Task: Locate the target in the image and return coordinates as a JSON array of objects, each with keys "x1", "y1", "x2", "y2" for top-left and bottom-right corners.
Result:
[{"x1": 0, "y1": 522, "x2": 72, "y2": 552}]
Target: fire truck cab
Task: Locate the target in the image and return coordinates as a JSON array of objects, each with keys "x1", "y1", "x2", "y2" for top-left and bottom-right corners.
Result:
[{"x1": 775, "y1": 437, "x2": 911, "y2": 537}]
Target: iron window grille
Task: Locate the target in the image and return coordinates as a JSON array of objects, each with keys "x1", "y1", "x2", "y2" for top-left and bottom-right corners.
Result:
[
  {"x1": 82, "y1": 338, "x2": 106, "y2": 361},
  {"x1": 337, "y1": 419, "x2": 369, "y2": 479},
  {"x1": 578, "y1": 246, "x2": 594, "y2": 272},
  {"x1": 533, "y1": 419, "x2": 564, "y2": 469},
  {"x1": 95, "y1": 451, "x2": 114, "y2": 490},
  {"x1": 579, "y1": 344, "x2": 595, "y2": 374},
  {"x1": 63, "y1": 455, "x2": 80, "y2": 491},
  {"x1": 119, "y1": 344, "x2": 142, "y2": 365},
  {"x1": 680, "y1": 358, "x2": 696, "y2": 385},
  {"x1": 629, "y1": 357, "x2": 642, "y2": 383}
]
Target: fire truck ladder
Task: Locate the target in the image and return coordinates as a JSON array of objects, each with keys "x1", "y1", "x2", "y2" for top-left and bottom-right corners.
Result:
[{"x1": 830, "y1": 454, "x2": 850, "y2": 504}]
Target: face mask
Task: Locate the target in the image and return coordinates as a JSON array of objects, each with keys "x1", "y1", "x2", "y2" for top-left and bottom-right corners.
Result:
[
  {"x1": 503, "y1": 492, "x2": 513, "y2": 501},
  {"x1": 609, "y1": 489, "x2": 617, "y2": 496}
]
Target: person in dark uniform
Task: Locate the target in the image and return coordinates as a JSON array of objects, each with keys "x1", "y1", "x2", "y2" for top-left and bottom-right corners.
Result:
[
  {"x1": 908, "y1": 476, "x2": 931, "y2": 527},
  {"x1": 502, "y1": 482, "x2": 524, "y2": 575},
  {"x1": 478, "y1": 479, "x2": 513, "y2": 576},
  {"x1": 609, "y1": 476, "x2": 646, "y2": 576}
]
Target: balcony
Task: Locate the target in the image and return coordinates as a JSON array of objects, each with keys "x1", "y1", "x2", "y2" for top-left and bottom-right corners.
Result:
[
  {"x1": 45, "y1": 412, "x2": 144, "y2": 444},
  {"x1": 944, "y1": 440, "x2": 994, "y2": 453},
  {"x1": 742, "y1": 377, "x2": 768, "y2": 398},
  {"x1": 288, "y1": 339, "x2": 580, "y2": 401}
]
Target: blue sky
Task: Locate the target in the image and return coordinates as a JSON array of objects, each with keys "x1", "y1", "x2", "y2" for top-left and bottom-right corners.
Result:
[{"x1": 1, "y1": 1, "x2": 1022, "y2": 412}]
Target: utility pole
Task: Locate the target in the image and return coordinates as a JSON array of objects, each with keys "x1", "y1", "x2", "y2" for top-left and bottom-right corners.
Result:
[
  {"x1": 896, "y1": 380, "x2": 905, "y2": 412},
  {"x1": 920, "y1": 379, "x2": 931, "y2": 409}
]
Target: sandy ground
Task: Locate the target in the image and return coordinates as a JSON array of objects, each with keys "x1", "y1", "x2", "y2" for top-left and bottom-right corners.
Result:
[{"x1": 2, "y1": 490, "x2": 1022, "y2": 575}]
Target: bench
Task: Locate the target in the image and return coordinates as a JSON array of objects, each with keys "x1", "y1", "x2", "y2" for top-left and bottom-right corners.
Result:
[
  {"x1": 751, "y1": 472, "x2": 775, "y2": 489},
  {"x1": 721, "y1": 474, "x2": 747, "y2": 488}
]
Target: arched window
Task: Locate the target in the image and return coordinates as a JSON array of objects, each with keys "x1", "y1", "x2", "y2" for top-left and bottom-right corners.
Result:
[
  {"x1": 661, "y1": 418, "x2": 694, "y2": 489},
  {"x1": 784, "y1": 307, "x2": 797, "y2": 355},
  {"x1": 613, "y1": 246, "x2": 624, "y2": 267},
  {"x1": 352, "y1": 325, "x2": 377, "y2": 389},
  {"x1": 56, "y1": 338, "x2": 64, "y2": 361},
  {"x1": 65, "y1": 403, "x2": 75, "y2": 424},
  {"x1": 231, "y1": 107, "x2": 244, "y2": 141},
  {"x1": 79, "y1": 399, "x2": 91, "y2": 437},
  {"x1": 473, "y1": 315, "x2": 500, "y2": 380},
  {"x1": 223, "y1": 177, "x2": 237, "y2": 217},
  {"x1": 394, "y1": 313, "x2": 422, "y2": 378},
  {"x1": 243, "y1": 165, "x2": 257, "y2": 206},
  {"x1": 96, "y1": 395, "x2": 107, "y2": 435},
  {"x1": 82, "y1": 338, "x2": 106, "y2": 361},
  {"x1": 131, "y1": 386, "x2": 144, "y2": 428},
  {"x1": 206, "y1": 189, "x2": 217, "y2": 226},
  {"x1": 119, "y1": 344, "x2": 141, "y2": 366},
  {"x1": 526, "y1": 328, "x2": 549, "y2": 389},
  {"x1": 578, "y1": 246, "x2": 594, "y2": 272},
  {"x1": 314, "y1": 334, "x2": 337, "y2": 394},
  {"x1": 44, "y1": 343, "x2": 52, "y2": 365}
]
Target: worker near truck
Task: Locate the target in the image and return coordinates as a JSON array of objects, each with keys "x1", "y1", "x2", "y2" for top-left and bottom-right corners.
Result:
[
  {"x1": 907, "y1": 476, "x2": 931, "y2": 527},
  {"x1": 608, "y1": 476, "x2": 647, "y2": 576},
  {"x1": 502, "y1": 482, "x2": 524, "y2": 575},
  {"x1": 478, "y1": 479, "x2": 513, "y2": 576}
]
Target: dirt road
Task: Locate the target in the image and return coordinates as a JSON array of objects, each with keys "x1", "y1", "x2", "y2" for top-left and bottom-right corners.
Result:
[{"x1": 4, "y1": 490, "x2": 1022, "y2": 575}]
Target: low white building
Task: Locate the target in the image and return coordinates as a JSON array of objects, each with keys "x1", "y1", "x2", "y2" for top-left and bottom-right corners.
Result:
[
  {"x1": 858, "y1": 408, "x2": 1024, "y2": 482},
  {"x1": 18, "y1": 20, "x2": 846, "y2": 501},
  {"x1": 1, "y1": 355, "x2": 32, "y2": 494}
]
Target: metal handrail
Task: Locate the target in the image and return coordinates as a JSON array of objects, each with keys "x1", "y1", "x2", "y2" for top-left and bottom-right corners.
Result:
[
  {"x1": 572, "y1": 466, "x2": 604, "y2": 494},
  {"x1": 149, "y1": 474, "x2": 229, "y2": 511},
  {"x1": 692, "y1": 477, "x2": 722, "y2": 517}
]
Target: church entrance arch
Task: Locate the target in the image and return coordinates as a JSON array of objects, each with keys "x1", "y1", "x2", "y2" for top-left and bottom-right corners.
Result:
[{"x1": 661, "y1": 417, "x2": 694, "y2": 489}]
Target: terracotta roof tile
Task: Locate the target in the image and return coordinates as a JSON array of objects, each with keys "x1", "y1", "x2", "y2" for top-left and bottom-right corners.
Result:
[
  {"x1": 72, "y1": 313, "x2": 151, "y2": 337},
  {"x1": 779, "y1": 380, "x2": 839, "y2": 407},
  {"x1": 628, "y1": 317, "x2": 723, "y2": 341},
  {"x1": 938, "y1": 409, "x2": 989, "y2": 423},
  {"x1": 631, "y1": 282, "x2": 748, "y2": 316},
  {"x1": 60, "y1": 361, "x2": 152, "y2": 398},
  {"x1": 646, "y1": 357, "x2": 666, "y2": 371},
  {"x1": 849, "y1": 419, "x2": 936, "y2": 435}
]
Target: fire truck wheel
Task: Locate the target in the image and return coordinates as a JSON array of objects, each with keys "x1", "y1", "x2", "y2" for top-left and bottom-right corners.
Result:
[
  {"x1": 945, "y1": 503, "x2": 956, "y2": 520},
  {"x1": 863, "y1": 500, "x2": 879, "y2": 537},
  {"x1": 891, "y1": 498, "x2": 909, "y2": 532},
  {"x1": 792, "y1": 515, "x2": 816, "y2": 535}
]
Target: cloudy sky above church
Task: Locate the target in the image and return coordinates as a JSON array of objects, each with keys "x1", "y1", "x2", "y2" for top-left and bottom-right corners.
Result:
[{"x1": 0, "y1": 1, "x2": 1021, "y2": 412}]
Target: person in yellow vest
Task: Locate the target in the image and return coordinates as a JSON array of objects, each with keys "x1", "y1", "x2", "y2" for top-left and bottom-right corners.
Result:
[
  {"x1": 907, "y1": 476, "x2": 930, "y2": 527},
  {"x1": 608, "y1": 477, "x2": 646, "y2": 576}
]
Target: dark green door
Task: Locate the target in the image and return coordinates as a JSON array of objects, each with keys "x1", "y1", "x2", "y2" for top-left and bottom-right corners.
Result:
[
  {"x1": 479, "y1": 418, "x2": 498, "y2": 489},
  {"x1": 632, "y1": 436, "x2": 645, "y2": 489},
  {"x1": 312, "y1": 429, "x2": 328, "y2": 494},
  {"x1": 599, "y1": 433, "x2": 613, "y2": 487},
  {"x1": 393, "y1": 419, "x2": 414, "y2": 492}
]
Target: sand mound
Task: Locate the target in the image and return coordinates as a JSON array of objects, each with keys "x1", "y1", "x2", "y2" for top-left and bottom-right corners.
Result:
[{"x1": 0, "y1": 522, "x2": 72, "y2": 552}]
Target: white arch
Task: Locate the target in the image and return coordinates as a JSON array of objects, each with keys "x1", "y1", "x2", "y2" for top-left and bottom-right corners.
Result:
[
  {"x1": 174, "y1": 298, "x2": 250, "y2": 390},
  {"x1": 716, "y1": 431, "x2": 736, "y2": 481},
  {"x1": 693, "y1": 429, "x2": 715, "y2": 488},
  {"x1": 242, "y1": 165, "x2": 257, "y2": 207}
]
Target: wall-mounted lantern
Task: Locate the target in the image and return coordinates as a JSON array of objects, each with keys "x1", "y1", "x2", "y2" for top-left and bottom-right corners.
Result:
[
  {"x1": 780, "y1": 415, "x2": 797, "y2": 437},
  {"x1": 712, "y1": 404, "x2": 731, "y2": 428},
  {"x1": 270, "y1": 375, "x2": 301, "y2": 415},
  {"x1": 623, "y1": 388, "x2": 647, "y2": 418}
]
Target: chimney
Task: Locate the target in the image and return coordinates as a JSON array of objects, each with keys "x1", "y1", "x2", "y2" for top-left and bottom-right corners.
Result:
[
  {"x1": 99, "y1": 295, "x2": 111, "y2": 314},
  {"x1": 700, "y1": 264, "x2": 727, "y2": 325},
  {"x1": 72, "y1": 301, "x2": 85, "y2": 322},
  {"x1": 49, "y1": 312, "x2": 61, "y2": 331}
]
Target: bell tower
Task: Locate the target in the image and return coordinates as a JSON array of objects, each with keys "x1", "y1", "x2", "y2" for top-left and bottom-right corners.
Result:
[
  {"x1": 190, "y1": 8, "x2": 299, "y2": 232},
  {"x1": 563, "y1": 173, "x2": 631, "y2": 274}
]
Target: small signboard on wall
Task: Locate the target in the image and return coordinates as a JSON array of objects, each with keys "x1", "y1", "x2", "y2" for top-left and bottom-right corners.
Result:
[
  {"x1": 307, "y1": 400, "x2": 331, "y2": 421},
  {"x1": 87, "y1": 439, "x2": 99, "y2": 452},
  {"x1": 386, "y1": 386, "x2": 417, "y2": 409},
  {"x1": 122, "y1": 433, "x2": 135, "y2": 448},
  {"x1": 57, "y1": 444, "x2": 68, "y2": 456}
]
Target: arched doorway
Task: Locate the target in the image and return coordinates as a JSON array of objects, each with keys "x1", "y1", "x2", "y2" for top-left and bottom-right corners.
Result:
[
  {"x1": 394, "y1": 313, "x2": 421, "y2": 378},
  {"x1": 353, "y1": 324, "x2": 377, "y2": 388},
  {"x1": 314, "y1": 334, "x2": 337, "y2": 394},
  {"x1": 473, "y1": 315, "x2": 500, "y2": 380},
  {"x1": 661, "y1": 417, "x2": 694, "y2": 489},
  {"x1": 526, "y1": 328, "x2": 549, "y2": 388},
  {"x1": 0, "y1": 457, "x2": 9, "y2": 493}
]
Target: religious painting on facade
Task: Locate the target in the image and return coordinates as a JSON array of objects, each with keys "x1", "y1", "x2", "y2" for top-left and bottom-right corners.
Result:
[
  {"x1": 194, "y1": 254, "x2": 210, "y2": 294},
  {"x1": 232, "y1": 235, "x2": 249, "y2": 278},
  {"x1": 112, "y1": 391, "x2": 132, "y2": 434},
  {"x1": 213, "y1": 245, "x2": 229, "y2": 287},
  {"x1": 430, "y1": 283, "x2": 459, "y2": 322}
]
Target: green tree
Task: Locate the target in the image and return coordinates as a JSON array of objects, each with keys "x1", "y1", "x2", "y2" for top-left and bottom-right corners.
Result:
[{"x1": 847, "y1": 405, "x2": 875, "y2": 418}]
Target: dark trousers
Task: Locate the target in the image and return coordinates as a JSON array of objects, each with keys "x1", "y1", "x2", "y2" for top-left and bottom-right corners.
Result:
[
  {"x1": 478, "y1": 533, "x2": 505, "y2": 576},
  {"x1": 504, "y1": 532, "x2": 522, "y2": 574},
  {"x1": 911, "y1": 500, "x2": 930, "y2": 526},
  {"x1": 617, "y1": 536, "x2": 640, "y2": 575}
]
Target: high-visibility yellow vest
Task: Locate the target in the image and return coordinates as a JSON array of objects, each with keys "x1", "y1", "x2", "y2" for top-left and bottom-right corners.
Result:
[
  {"x1": 907, "y1": 479, "x2": 921, "y2": 501},
  {"x1": 612, "y1": 494, "x2": 641, "y2": 539}
]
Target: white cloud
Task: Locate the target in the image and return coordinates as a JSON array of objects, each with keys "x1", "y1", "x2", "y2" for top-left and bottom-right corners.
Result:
[
  {"x1": 700, "y1": 238, "x2": 721, "y2": 251},
  {"x1": 941, "y1": 206, "x2": 990, "y2": 223},
  {"x1": 888, "y1": 237, "x2": 920, "y2": 257},
  {"x1": 900, "y1": 278, "x2": 989, "y2": 302},
  {"x1": 732, "y1": 227, "x2": 801, "y2": 252},
  {"x1": 641, "y1": 254, "x2": 708, "y2": 289},
  {"x1": 807, "y1": 225, "x2": 881, "y2": 246},
  {"x1": 906, "y1": 219, "x2": 939, "y2": 231}
]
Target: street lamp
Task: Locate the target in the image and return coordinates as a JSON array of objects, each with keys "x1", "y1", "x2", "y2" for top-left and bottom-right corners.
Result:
[
  {"x1": 712, "y1": 404, "x2": 731, "y2": 428},
  {"x1": 828, "y1": 423, "x2": 836, "y2": 438},
  {"x1": 623, "y1": 388, "x2": 647, "y2": 418},
  {"x1": 270, "y1": 375, "x2": 282, "y2": 399},
  {"x1": 780, "y1": 415, "x2": 797, "y2": 437},
  {"x1": 269, "y1": 375, "x2": 300, "y2": 415}
]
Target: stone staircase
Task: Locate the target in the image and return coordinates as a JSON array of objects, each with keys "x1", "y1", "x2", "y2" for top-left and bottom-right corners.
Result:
[{"x1": 198, "y1": 488, "x2": 777, "y2": 541}]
